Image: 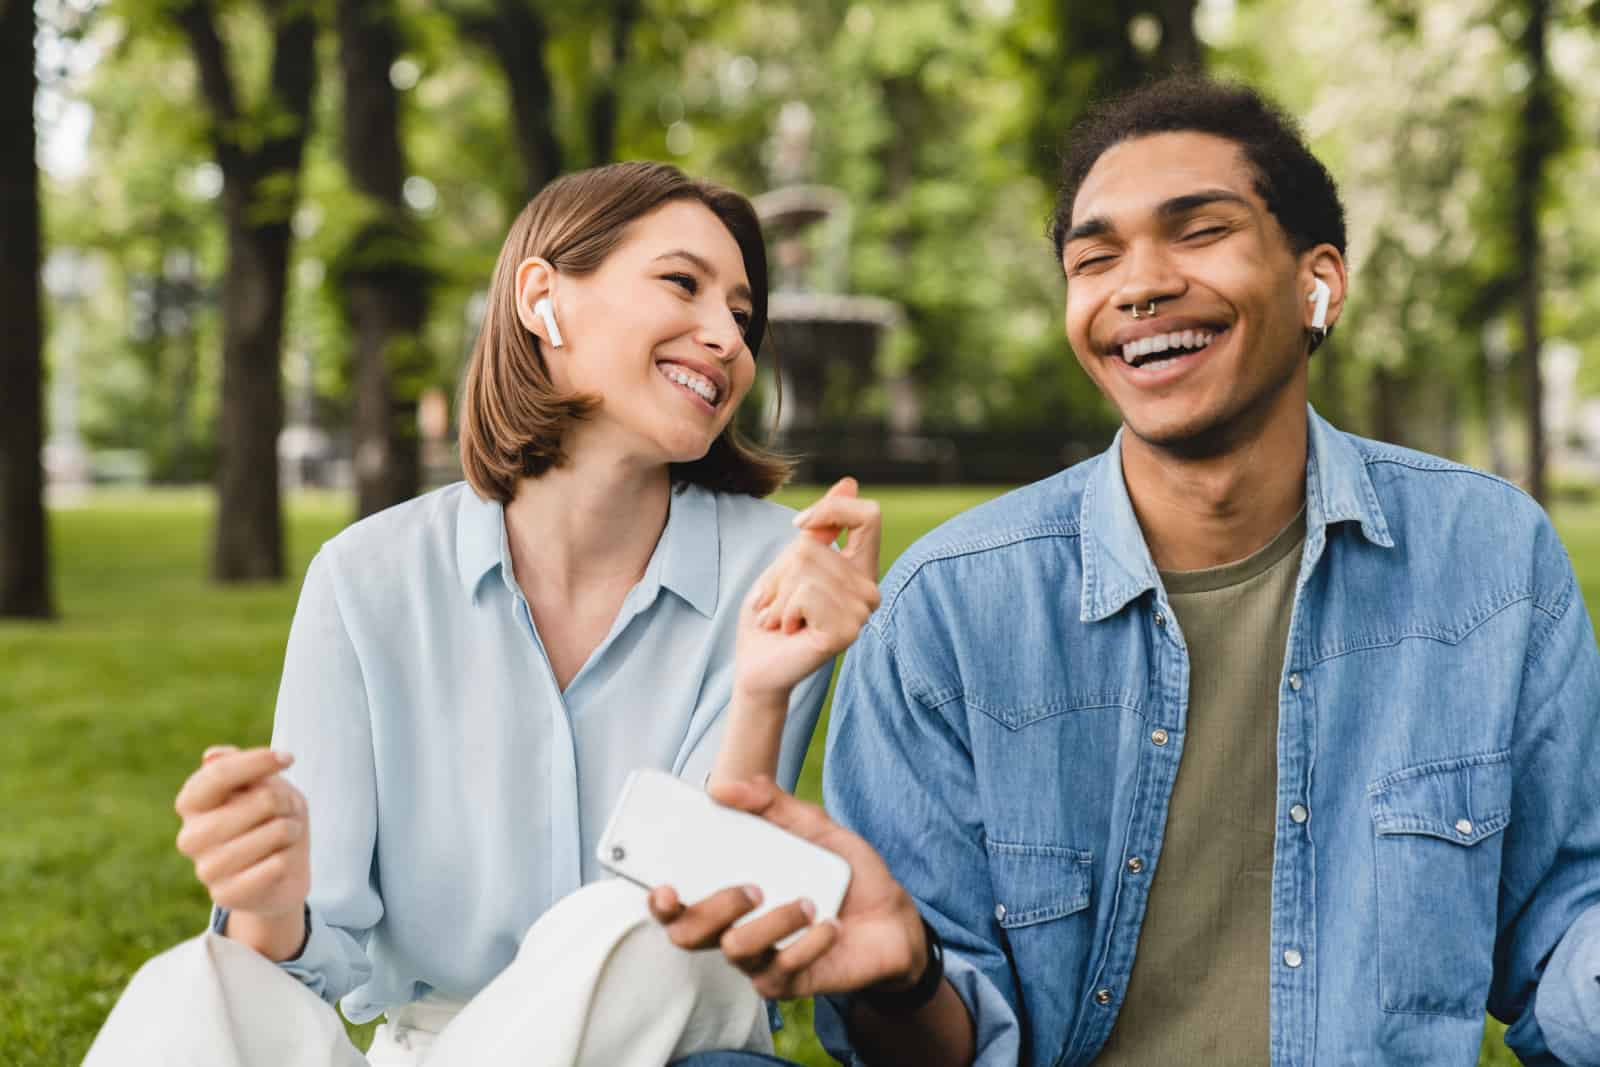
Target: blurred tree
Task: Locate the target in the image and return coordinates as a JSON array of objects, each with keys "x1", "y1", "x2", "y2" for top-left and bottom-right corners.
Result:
[
  {"x1": 1022, "y1": 0, "x2": 1203, "y2": 181},
  {"x1": 0, "y1": 0, "x2": 55, "y2": 619},
  {"x1": 446, "y1": 0, "x2": 564, "y2": 198},
  {"x1": 586, "y1": 0, "x2": 641, "y2": 165},
  {"x1": 335, "y1": 0, "x2": 431, "y2": 518},
  {"x1": 170, "y1": 0, "x2": 317, "y2": 580},
  {"x1": 1508, "y1": 0, "x2": 1562, "y2": 505}
]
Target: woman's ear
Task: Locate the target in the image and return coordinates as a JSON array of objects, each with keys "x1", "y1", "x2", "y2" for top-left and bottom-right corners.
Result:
[{"x1": 514, "y1": 257, "x2": 562, "y2": 348}]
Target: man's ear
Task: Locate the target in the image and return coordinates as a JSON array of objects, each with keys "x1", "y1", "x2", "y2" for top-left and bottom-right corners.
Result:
[
  {"x1": 514, "y1": 257, "x2": 560, "y2": 347},
  {"x1": 1301, "y1": 245, "x2": 1348, "y2": 333}
]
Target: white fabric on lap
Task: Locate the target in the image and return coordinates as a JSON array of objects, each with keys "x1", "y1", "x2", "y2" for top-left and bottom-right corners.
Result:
[
  {"x1": 86, "y1": 880, "x2": 770, "y2": 1067},
  {"x1": 83, "y1": 931, "x2": 367, "y2": 1067}
]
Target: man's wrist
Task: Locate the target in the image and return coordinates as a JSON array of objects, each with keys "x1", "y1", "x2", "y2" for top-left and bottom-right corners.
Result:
[{"x1": 858, "y1": 915, "x2": 944, "y2": 1016}]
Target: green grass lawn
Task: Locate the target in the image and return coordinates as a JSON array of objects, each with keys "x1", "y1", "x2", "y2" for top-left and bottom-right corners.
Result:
[{"x1": 6, "y1": 485, "x2": 1592, "y2": 1065}]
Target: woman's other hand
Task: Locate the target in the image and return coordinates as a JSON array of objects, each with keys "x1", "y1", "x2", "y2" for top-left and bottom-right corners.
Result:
[
  {"x1": 734, "y1": 478, "x2": 883, "y2": 703},
  {"x1": 174, "y1": 745, "x2": 311, "y2": 960}
]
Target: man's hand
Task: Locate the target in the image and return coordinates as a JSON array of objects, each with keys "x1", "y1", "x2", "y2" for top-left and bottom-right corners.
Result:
[{"x1": 647, "y1": 776, "x2": 926, "y2": 1001}]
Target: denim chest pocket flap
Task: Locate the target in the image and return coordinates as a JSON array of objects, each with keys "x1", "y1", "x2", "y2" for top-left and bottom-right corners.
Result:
[
  {"x1": 1367, "y1": 750, "x2": 1512, "y2": 1018},
  {"x1": 985, "y1": 840, "x2": 1093, "y2": 929},
  {"x1": 1368, "y1": 750, "x2": 1512, "y2": 845}
]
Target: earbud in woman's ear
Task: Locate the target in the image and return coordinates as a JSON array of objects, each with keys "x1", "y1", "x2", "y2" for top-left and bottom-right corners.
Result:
[{"x1": 534, "y1": 297, "x2": 564, "y2": 348}]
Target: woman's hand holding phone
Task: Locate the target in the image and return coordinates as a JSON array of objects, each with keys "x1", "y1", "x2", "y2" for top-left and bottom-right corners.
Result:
[{"x1": 173, "y1": 745, "x2": 311, "y2": 961}]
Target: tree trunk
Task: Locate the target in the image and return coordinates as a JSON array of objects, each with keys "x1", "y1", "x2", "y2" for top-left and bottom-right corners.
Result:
[
  {"x1": 338, "y1": 0, "x2": 429, "y2": 518},
  {"x1": 212, "y1": 216, "x2": 291, "y2": 579},
  {"x1": 0, "y1": 0, "x2": 53, "y2": 618},
  {"x1": 1152, "y1": 0, "x2": 1203, "y2": 71},
  {"x1": 176, "y1": 0, "x2": 317, "y2": 581},
  {"x1": 455, "y1": 0, "x2": 563, "y2": 198},
  {"x1": 587, "y1": 0, "x2": 640, "y2": 165},
  {"x1": 1515, "y1": 0, "x2": 1553, "y2": 505}
]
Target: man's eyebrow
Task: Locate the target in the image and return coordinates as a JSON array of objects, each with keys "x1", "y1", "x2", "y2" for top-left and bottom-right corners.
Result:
[
  {"x1": 1062, "y1": 189, "x2": 1253, "y2": 246},
  {"x1": 652, "y1": 249, "x2": 752, "y2": 303},
  {"x1": 1158, "y1": 189, "x2": 1253, "y2": 218}
]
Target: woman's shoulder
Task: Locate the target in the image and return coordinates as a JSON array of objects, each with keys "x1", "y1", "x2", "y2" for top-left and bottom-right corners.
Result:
[
  {"x1": 699, "y1": 486, "x2": 801, "y2": 558},
  {"x1": 314, "y1": 482, "x2": 476, "y2": 587}
]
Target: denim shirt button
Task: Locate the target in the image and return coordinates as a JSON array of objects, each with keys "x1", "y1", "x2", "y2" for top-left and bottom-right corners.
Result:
[
  {"x1": 1455, "y1": 818, "x2": 1474, "y2": 835},
  {"x1": 994, "y1": 904, "x2": 1007, "y2": 922},
  {"x1": 1151, "y1": 728, "x2": 1170, "y2": 747},
  {"x1": 1283, "y1": 948, "x2": 1304, "y2": 968},
  {"x1": 1126, "y1": 856, "x2": 1145, "y2": 874},
  {"x1": 1288, "y1": 672, "x2": 1303, "y2": 691},
  {"x1": 1094, "y1": 989, "x2": 1113, "y2": 1006},
  {"x1": 1153, "y1": 610, "x2": 1166, "y2": 627},
  {"x1": 1290, "y1": 804, "x2": 1309, "y2": 824}
]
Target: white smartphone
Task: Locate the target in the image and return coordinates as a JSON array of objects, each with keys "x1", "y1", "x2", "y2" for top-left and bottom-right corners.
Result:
[{"x1": 596, "y1": 769, "x2": 851, "y2": 944}]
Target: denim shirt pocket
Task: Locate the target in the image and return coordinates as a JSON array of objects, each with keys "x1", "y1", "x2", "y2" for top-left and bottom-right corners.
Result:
[
  {"x1": 985, "y1": 838, "x2": 1096, "y2": 1040},
  {"x1": 1367, "y1": 750, "x2": 1512, "y2": 1018}
]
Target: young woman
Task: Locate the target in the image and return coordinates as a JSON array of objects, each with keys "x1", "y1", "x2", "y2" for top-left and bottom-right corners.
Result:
[{"x1": 94, "y1": 162, "x2": 882, "y2": 1067}]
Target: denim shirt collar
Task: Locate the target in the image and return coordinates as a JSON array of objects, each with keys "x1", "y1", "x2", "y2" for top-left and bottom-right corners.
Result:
[
  {"x1": 1078, "y1": 405, "x2": 1394, "y2": 623},
  {"x1": 454, "y1": 482, "x2": 721, "y2": 618}
]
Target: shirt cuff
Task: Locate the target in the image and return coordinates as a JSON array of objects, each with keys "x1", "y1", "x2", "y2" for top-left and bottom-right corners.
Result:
[
  {"x1": 814, "y1": 946, "x2": 1021, "y2": 1066},
  {"x1": 208, "y1": 903, "x2": 365, "y2": 1007},
  {"x1": 1535, "y1": 901, "x2": 1600, "y2": 1067}
]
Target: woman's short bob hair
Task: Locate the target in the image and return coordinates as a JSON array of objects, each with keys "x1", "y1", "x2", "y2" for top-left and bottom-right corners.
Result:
[{"x1": 459, "y1": 161, "x2": 791, "y2": 503}]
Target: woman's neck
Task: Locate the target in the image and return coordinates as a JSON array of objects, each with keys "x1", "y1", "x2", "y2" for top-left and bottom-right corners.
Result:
[{"x1": 502, "y1": 450, "x2": 673, "y2": 604}]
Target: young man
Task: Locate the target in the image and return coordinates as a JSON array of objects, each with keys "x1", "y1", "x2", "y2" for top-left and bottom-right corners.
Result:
[{"x1": 654, "y1": 77, "x2": 1600, "y2": 1066}]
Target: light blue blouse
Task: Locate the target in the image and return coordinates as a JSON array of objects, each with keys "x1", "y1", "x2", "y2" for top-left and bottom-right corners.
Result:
[{"x1": 211, "y1": 481, "x2": 832, "y2": 1024}]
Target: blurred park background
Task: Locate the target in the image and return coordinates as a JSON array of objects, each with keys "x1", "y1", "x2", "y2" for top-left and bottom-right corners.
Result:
[{"x1": 5, "y1": 0, "x2": 1600, "y2": 1062}]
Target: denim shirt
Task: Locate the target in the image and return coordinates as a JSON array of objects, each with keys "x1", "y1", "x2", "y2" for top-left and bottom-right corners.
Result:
[{"x1": 817, "y1": 410, "x2": 1600, "y2": 1067}]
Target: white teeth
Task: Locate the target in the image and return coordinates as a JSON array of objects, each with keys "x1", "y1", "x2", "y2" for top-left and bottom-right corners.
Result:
[
  {"x1": 661, "y1": 364, "x2": 719, "y2": 404},
  {"x1": 1118, "y1": 328, "x2": 1223, "y2": 366}
]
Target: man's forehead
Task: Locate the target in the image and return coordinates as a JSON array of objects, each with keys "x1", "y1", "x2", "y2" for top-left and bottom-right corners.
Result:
[{"x1": 1070, "y1": 131, "x2": 1260, "y2": 227}]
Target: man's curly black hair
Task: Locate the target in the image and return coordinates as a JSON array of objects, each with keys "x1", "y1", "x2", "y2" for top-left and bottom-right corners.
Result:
[{"x1": 1049, "y1": 76, "x2": 1347, "y2": 267}]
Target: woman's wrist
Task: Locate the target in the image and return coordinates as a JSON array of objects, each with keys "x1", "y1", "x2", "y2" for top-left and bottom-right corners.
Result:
[
  {"x1": 730, "y1": 677, "x2": 791, "y2": 716},
  {"x1": 224, "y1": 904, "x2": 309, "y2": 962}
]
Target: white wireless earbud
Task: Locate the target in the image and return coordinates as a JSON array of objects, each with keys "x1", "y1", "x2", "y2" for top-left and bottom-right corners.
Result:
[
  {"x1": 533, "y1": 297, "x2": 564, "y2": 349},
  {"x1": 1308, "y1": 278, "x2": 1331, "y2": 331}
]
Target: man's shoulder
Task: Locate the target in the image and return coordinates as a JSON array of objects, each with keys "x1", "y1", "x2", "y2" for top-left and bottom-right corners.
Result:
[
  {"x1": 878, "y1": 461, "x2": 1095, "y2": 615},
  {"x1": 1345, "y1": 433, "x2": 1551, "y2": 537},
  {"x1": 1334, "y1": 429, "x2": 1572, "y2": 607}
]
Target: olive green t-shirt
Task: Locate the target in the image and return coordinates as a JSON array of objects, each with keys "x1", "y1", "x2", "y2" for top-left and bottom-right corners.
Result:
[{"x1": 1094, "y1": 509, "x2": 1307, "y2": 1065}]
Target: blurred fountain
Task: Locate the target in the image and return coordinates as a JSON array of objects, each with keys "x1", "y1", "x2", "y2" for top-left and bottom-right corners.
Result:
[{"x1": 753, "y1": 102, "x2": 905, "y2": 480}]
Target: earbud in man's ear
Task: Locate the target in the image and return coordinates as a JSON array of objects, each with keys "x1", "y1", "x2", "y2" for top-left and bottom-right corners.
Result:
[
  {"x1": 534, "y1": 297, "x2": 564, "y2": 348},
  {"x1": 1308, "y1": 278, "x2": 1331, "y2": 331}
]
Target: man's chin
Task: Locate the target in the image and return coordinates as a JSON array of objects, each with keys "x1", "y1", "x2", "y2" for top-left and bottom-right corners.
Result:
[{"x1": 1123, "y1": 411, "x2": 1242, "y2": 461}]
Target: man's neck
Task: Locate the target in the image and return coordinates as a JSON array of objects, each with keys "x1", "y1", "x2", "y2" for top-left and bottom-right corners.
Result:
[{"x1": 1120, "y1": 410, "x2": 1308, "y2": 573}]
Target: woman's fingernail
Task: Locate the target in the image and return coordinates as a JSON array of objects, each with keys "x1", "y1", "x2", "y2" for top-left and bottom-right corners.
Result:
[
  {"x1": 743, "y1": 884, "x2": 764, "y2": 906},
  {"x1": 273, "y1": 750, "x2": 294, "y2": 767},
  {"x1": 791, "y1": 507, "x2": 813, "y2": 527},
  {"x1": 202, "y1": 745, "x2": 236, "y2": 762},
  {"x1": 800, "y1": 898, "x2": 816, "y2": 921}
]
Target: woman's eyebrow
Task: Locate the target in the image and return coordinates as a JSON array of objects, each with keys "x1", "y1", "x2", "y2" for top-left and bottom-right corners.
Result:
[{"x1": 652, "y1": 249, "x2": 752, "y2": 303}]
